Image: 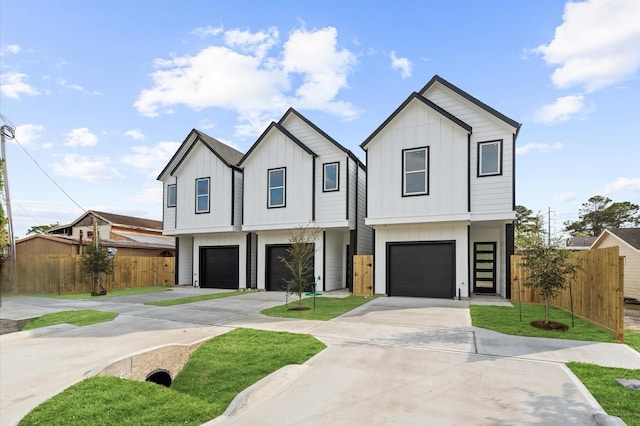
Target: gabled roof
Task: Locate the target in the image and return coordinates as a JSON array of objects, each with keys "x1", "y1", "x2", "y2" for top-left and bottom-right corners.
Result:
[
  {"x1": 51, "y1": 210, "x2": 163, "y2": 233},
  {"x1": 361, "y1": 92, "x2": 472, "y2": 149},
  {"x1": 238, "y1": 121, "x2": 317, "y2": 166},
  {"x1": 157, "y1": 128, "x2": 244, "y2": 180},
  {"x1": 279, "y1": 107, "x2": 366, "y2": 169},
  {"x1": 592, "y1": 228, "x2": 640, "y2": 251},
  {"x1": 420, "y1": 75, "x2": 521, "y2": 133}
]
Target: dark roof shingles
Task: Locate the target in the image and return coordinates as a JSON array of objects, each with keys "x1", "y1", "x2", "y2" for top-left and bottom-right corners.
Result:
[{"x1": 608, "y1": 228, "x2": 640, "y2": 250}]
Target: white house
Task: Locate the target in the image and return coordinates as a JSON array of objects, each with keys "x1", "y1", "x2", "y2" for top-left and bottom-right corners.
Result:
[
  {"x1": 591, "y1": 228, "x2": 640, "y2": 301},
  {"x1": 157, "y1": 129, "x2": 247, "y2": 288},
  {"x1": 239, "y1": 108, "x2": 371, "y2": 292},
  {"x1": 361, "y1": 75, "x2": 521, "y2": 299}
]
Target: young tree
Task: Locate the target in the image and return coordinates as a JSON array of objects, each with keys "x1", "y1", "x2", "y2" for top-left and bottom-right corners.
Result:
[
  {"x1": 280, "y1": 225, "x2": 320, "y2": 309},
  {"x1": 564, "y1": 195, "x2": 640, "y2": 237},
  {"x1": 520, "y1": 236, "x2": 578, "y2": 324},
  {"x1": 80, "y1": 242, "x2": 112, "y2": 295}
]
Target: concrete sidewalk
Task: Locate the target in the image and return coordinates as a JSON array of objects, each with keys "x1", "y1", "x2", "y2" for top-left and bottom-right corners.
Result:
[{"x1": 1, "y1": 290, "x2": 638, "y2": 426}]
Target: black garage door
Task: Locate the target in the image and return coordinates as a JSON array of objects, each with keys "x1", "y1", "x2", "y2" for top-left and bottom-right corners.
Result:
[
  {"x1": 200, "y1": 246, "x2": 239, "y2": 289},
  {"x1": 266, "y1": 245, "x2": 314, "y2": 291},
  {"x1": 387, "y1": 242, "x2": 455, "y2": 298}
]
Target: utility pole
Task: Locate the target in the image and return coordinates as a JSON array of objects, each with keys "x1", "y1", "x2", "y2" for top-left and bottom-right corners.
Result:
[{"x1": 1, "y1": 115, "x2": 17, "y2": 294}]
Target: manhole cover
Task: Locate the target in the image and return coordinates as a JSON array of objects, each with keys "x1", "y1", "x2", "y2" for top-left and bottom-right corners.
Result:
[{"x1": 616, "y1": 378, "x2": 640, "y2": 390}]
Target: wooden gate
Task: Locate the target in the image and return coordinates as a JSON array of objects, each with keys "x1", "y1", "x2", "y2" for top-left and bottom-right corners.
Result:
[{"x1": 353, "y1": 255, "x2": 373, "y2": 296}]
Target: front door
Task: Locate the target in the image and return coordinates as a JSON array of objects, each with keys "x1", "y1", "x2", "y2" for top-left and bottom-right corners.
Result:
[{"x1": 473, "y1": 242, "x2": 496, "y2": 294}]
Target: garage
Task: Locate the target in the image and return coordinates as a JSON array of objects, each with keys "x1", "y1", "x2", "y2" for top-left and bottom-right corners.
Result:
[
  {"x1": 387, "y1": 241, "x2": 455, "y2": 298},
  {"x1": 266, "y1": 245, "x2": 315, "y2": 291},
  {"x1": 199, "y1": 246, "x2": 239, "y2": 289}
]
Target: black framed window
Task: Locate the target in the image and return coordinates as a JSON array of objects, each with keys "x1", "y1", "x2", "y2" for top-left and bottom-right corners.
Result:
[
  {"x1": 402, "y1": 147, "x2": 429, "y2": 196},
  {"x1": 478, "y1": 140, "x2": 502, "y2": 177},
  {"x1": 195, "y1": 177, "x2": 210, "y2": 213},
  {"x1": 323, "y1": 162, "x2": 339, "y2": 192},
  {"x1": 268, "y1": 168, "x2": 286, "y2": 208},
  {"x1": 167, "y1": 184, "x2": 176, "y2": 208}
]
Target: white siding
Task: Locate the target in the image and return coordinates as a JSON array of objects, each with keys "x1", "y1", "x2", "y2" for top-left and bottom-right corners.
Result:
[
  {"x1": 324, "y1": 230, "x2": 346, "y2": 291},
  {"x1": 233, "y1": 170, "x2": 243, "y2": 227},
  {"x1": 423, "y1": 85, "x2": 515, "y2": 217},
  {"x1": 242, "y1": 130, "x2": 315, "y2": 229},
  {"x1": 173, "y1": 142, "x2": 235, "y2": 232},
  {"x1": 163, "y1": 176, "x2": 177, "y2": 232},
  {"x1": 365, "y1": 99, "x2": 469, "y2": 225},
  {"x1": 596, "y1": 235, "x2": 640, "y2": 300},
  {"x1": 373, "y1": 222, "x2": 469, "y2": 297},
  {"x1": 356, "y1": 164, "x2": 373, "y2": 254},
  {"x1": 192, "y1": 232, "x2": 247, "y2": 289},
  {"x1": 177, "y1": 236, "x2": 193, "y2": 286}
]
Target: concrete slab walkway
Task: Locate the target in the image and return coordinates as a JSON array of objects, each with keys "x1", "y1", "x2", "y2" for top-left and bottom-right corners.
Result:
[{"x1": 1, "y1": 289, "x2": 638, "y2": 426}]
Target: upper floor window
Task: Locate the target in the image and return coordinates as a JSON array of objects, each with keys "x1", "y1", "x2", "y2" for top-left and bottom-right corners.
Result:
[
  {"x1": 403, "y1": 147, "x2": 429, "y2": 196},
  {"x1": 268, "y1": 168, "x2": 286, "y2": 208},
  {"x1": 323, "y1": 162, "x2": 339, "y2": 192},
  {"x1": 167, "y1": 184, "x2": 176, "y2": 208},
  {"x1": 478, "y1": 140, "x2": 502, "y2": 177},
  {"x1": 195, "y1": 177, "x2": 210, "y2": 213}
]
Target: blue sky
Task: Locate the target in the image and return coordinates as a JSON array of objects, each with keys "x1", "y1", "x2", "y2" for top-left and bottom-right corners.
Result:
[{"x1": 1, "y1": 0, "x2": 639, "y2": 238}]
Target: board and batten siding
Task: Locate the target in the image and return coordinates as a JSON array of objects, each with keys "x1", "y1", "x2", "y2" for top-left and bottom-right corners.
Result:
[
  {"x1": 163, "y1": 176, "x2": 177, "y2": 232},
  {"x1": 280, "y1": 114, "x2": 348, "y2": 226},
  {"x1": 356, "y1": 165, "x2": 373, "y2": 254},
  {"x1": 366, "y1": 99, "x2": 469, "y2": 224},
  {"x1": 373, "y1": 222, "x2": 469, "y2": 297},
  {"x1": 192, "y1": 233, "x2": 247, "y2": 289},
  {"x1": 176, "y1": 236, "x2": 193, "y2": 285},
  {"x1": 233, "y1": 170, "x2": 243, "y2": 227},
  {"x1": 242, "y1": 130, "x2": 314, "y2": 229},
  {"x1": 173, "y1": 143, "x2": 234, "y2": 232},
  {"x1": 324, "y1": 230, "x2": 347, "y2": 291},
  {"x1": 423, "y1": 85, "x2": 515, "y2": 217}
]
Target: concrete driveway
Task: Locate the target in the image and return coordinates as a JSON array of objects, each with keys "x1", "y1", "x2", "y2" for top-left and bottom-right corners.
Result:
[{"x1": 1, "y1": 289, "x2": 639, "y2": 426}]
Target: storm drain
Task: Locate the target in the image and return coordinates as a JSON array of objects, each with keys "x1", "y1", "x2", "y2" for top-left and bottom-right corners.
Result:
[{"x1": 146, "y1": 369, "x2": 172, "y2": 387}]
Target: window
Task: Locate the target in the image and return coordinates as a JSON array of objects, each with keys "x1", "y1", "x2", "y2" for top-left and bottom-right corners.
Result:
[
  {"x1": 268, "y1": 168, "x2": 286, "y2": 208},
  {"x1": 403, "y1": 147, "x2": 429, "y2": 196},
  {"x1": 195, "y1": 178, "x2": 210, "y2": 213},
  {"x1": 478, "y1": 140, "x2": 502, "y2": 176},
  {"x1": 167, "y1": 184, "x2": 176, "y2": 208},
  {"x1": 323, "y1": 162, "x2": 339, "y2": 192}
]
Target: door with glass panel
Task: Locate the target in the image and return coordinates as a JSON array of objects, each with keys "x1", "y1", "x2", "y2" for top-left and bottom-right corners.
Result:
[{"x1": 473, "y1": 242, "x2": 496, "y2": 294}]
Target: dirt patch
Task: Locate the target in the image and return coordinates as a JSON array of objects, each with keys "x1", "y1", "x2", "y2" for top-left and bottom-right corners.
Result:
[
  {"x1": 0, "y1": 318, "x2": 35, "y2": 335},
  {"x1": 625, "y1": 309, "x2": 640, "y2": 332},
  {"x1": 530, "y1": 320, "x2": 568, "y2": 331}
]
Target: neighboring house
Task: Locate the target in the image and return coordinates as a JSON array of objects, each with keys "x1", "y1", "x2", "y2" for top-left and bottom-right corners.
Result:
[
  {"x1": 590, "y1": 228, "x2": 640, "y2": 300},
  {"x1": 361, "y1": 75, "x2": 521, "y2": 299},
  {"x1": 566, "y1": 236, "x2": 597, "y2": 250},
  {"x1": 157, "y1": 129, "x2": 245, "y2": 288},
  {"x1": 239, "y1": 108, "x2": 371, "y2": 291}
]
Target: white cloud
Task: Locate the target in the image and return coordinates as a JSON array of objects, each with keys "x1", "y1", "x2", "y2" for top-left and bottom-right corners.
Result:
[
  {"x1": 550, "y1": 192, "x2": 578, "y2": 203},
  {"x1": 534, "y1": 94, "x2": 595, "y2": 124},
  {"x1": 14, "y1": 124, "x2": 45, "y2": 145},
  {"x1": 0, "y1": 72, "x2": 41, "y2": 99},
  {"x1": 132, "y1": 185, "x2": 163, "y2": 204},
  {"x1": 51, "y1": 153, "x2": 124, "y2": 182},
  {"x1": 135, "y1": 26, "x2": 358, "y2": 136},
  {"x1": 121, "y1": 141, "x2": 181, "y2": 177},
  {"x1": 600, "y1": 177, "x2": 640, "y2": 195},
  {"x1": 64, "y1": 127, "x2": 98, "y2": 147},
  {"x1": 390, "y1": 51, "x2": 413, "y2": 79},
  {"x1": 124, "y1": 129, "x2": 145, "y2": 141},
  {"x1": 192, "y1": 25, "x2": 224, "y2": 38},
  {"x1": 516, "y1": 142, "x2": 564, "y2": 155},
  {"x1": 0, "y1": 44, "x2": 21, "y2": 55},
  {"x1": 534, "y1": 0, "x2": 640, "y2": 92}
]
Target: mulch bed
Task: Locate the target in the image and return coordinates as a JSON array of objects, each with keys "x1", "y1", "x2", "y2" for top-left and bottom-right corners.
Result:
[{"x1": 530, "y1": 320, "x2": 568, "y2": 331}]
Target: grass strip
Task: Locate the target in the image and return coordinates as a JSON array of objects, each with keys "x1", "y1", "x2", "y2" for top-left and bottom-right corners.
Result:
[
  {"x1": 22, "y1": 310, "x2": 118, "y2": 330},
  {"x1": 19, "y1": 328, "x2": 326, "y2": 426},
  {"x1": 261, "y1": 295, "x2": 375, "y2": 320},
  {"x1": 470, "y1": 303, "x2": 617, "y2": 342},
  {"x1": 46, "y1": 286, "x2": 169, "y2": 299},
  {"x1": 146, "y1": 289, "x2": 251, "y2": 306},
  {"x1": 567, "y1": 362, "x2": 640, "y2": 425}
]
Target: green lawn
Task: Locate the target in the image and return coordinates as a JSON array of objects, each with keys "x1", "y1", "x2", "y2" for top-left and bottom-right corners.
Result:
[
  {"x1": 568, "y1": 363, "x2": 640, "y2": 426},
  {"x1": 19, "y1": 328, "x2": 325, "y2": 426},
  {"x1": 22, "y1": 310, "x2": 118, "y2": 330},
  {"x1": 47, "y1": 287, "x2": 169, "y2": 299},
  {"x1": 146, "y1": 289, "x2": 252, "y2": 306},
  {"x1": 261, "y1": 295, "x2": 375, "y2": 320}
]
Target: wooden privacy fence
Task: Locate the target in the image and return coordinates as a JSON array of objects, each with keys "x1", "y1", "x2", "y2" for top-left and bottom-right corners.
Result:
[
  {"x1": 511, "y1": 246, "x2": 624, "y2": 340},
  {"x1": 0, "y1": 254, "x2": 174, "y2": 295},
  {"x1": 353, "y1": 255, "x2": 373, "y2": 296}
]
